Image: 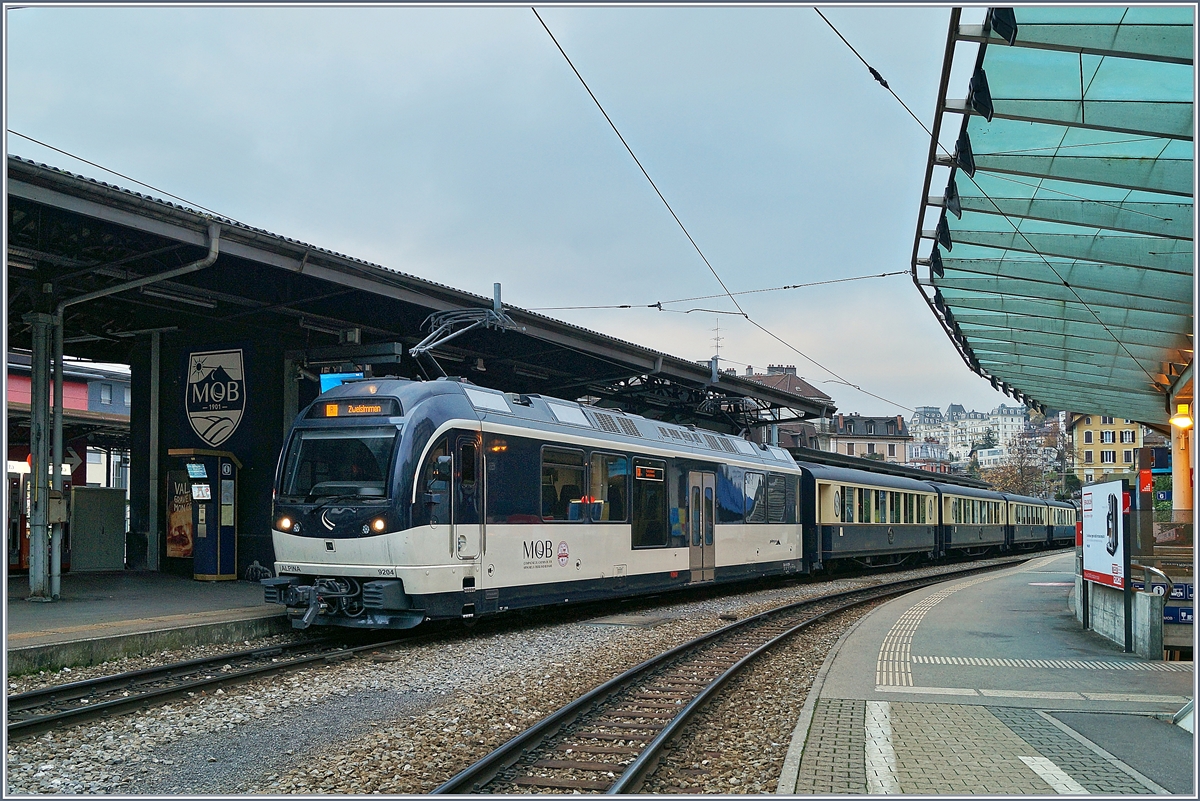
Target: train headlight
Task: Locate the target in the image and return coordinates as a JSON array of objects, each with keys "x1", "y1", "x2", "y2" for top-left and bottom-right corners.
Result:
[
  {"x1": 371, "y1": 517, "x2": 387, "y2": 533},
  {"x1": 277, "y1": 516, "x2": 292, "y2": 532}
]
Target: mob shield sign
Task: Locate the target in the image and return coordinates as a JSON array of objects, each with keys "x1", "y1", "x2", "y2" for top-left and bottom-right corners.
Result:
[{"x1": 1081, "y1": 480, "x2": 1124, "y2": 588}]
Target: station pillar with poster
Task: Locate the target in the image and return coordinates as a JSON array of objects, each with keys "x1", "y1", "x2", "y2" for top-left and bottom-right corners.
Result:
[{"x1": 166, "y1": 449, "x2": 240, "y2": 580}]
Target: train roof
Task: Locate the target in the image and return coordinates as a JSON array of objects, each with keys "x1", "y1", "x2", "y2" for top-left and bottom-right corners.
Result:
[
  {"x1": 302, "y1": 376, "x2": 797, "y2": 470},
  {"x1": 794, "y1": 462, "x2": 939, "y2": 492},
  {"x1": 925, "y1": 481, "x2": 1006, "y2": 501},
  {"x1": 1001, "y1": 492, "x2": 1055, "y2": 506}
]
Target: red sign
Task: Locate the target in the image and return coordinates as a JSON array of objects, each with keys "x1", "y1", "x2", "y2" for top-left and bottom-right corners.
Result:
[
  {"x1": 1123, "y1": 491, "x2": 1131, "y2": 513},
  {"x1": 1075, "y1": 522, "x2": 1083, "y2": 547},
  {"x1": 1139, "y1": 469, "x2": 1152, "y2": 494}
]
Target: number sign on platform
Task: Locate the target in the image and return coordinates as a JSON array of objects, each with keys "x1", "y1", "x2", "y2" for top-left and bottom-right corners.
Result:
[{"x1": 1081, "y1": 480, "x2": 1124, "y2": 589}]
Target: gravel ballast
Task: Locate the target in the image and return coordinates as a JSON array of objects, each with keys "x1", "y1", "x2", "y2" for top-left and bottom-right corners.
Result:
[{"x1": 5, "y1": 558, "x2": 1017, "y2": 794}]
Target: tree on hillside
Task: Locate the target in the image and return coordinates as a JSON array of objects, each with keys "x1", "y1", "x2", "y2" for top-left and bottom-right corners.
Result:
[
  {"x1": 981, "y1": 432, "x2": 1049, "y2": 496},
  {"x1": 974, "y1": 427, "x2": 998, "y2": 450}
]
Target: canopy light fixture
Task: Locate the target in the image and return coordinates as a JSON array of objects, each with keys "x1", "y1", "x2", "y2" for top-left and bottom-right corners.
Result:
[{"x1": 1169, "y1": 403, "x2": 1192, "y2": 429}]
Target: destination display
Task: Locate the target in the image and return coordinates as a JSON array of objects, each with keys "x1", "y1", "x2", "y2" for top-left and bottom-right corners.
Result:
[{"x1": 316, "y1": 398, "x2": 400, "y2": 418}]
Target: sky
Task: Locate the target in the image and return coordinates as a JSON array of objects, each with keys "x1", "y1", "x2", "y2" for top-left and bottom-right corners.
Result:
[{"x1": 4, "y1": 3, "x2": 1016, "y2": 418}]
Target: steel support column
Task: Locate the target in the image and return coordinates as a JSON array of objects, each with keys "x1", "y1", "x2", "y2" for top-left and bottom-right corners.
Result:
[
  {"x1": 51, "y1": 317, "x2": 64, "y2": 599},
  {"x1": 23, "y1": 313, "x2": 53, "y2": 598},
  {"x1": 148, "y1": 331, "x2": 161, "y2": 571}
]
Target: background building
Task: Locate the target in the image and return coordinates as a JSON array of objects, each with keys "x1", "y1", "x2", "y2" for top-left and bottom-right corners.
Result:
[{"x1": 1068, "y1": 413, "x2": 1144, "y2": 484}]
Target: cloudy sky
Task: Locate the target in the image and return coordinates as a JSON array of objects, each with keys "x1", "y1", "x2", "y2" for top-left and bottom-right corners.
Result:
[{"x1": 5, "y1": 3, "x2": 1013, "y2": 417}]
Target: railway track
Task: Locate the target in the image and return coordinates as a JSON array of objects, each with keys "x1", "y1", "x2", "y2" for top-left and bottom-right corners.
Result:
[
  {"x1": 5, "y1": 636, "x2": 407, "y2": 740},
  {"x1": 433, "y1": 556, "x2": 1030, "y2": 794}
]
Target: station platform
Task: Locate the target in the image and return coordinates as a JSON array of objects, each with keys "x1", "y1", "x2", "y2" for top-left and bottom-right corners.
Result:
[
  {"x1": 5, "y1": 571, "x2": 285, "y2": 675},
  {"x1": 779, "y1": 552, "x2": 1195, "y2": 795}
]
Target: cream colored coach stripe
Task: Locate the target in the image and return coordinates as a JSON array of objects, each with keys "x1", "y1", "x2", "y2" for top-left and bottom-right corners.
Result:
[{"x1": 875, "y1": 574, "x2": 1000, "y2": 687}]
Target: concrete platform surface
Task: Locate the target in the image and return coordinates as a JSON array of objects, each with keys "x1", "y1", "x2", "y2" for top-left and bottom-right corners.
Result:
[
  {"x1": 6, "y1": 571, "x2": 284, "y2": 673},
  {"x1": 783, "y1": 552, "x2": 1195, "y2": 795}
]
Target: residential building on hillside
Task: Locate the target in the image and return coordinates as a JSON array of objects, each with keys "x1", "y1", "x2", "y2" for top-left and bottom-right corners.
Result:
[
  {"x1": 815, "y1": 413, "x2": 912, "y2": 462},
  {"x1": 905, "y1": 439, "x2": 951, "y2": 473},
  {"x1": 910, "y1": 402, "x2": 1030, "y2": 462},
  {"x1": 1068, "y1": 413, "x2": 1143, "y2": 484}
]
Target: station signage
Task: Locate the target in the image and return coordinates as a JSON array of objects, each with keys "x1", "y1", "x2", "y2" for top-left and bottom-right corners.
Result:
[
  {"x1": 1081, "y1": 480, "x2": 1124, "y2": 589},
  {"x1": 186, "y1": 349, "x2": 246, "y2": 448}
]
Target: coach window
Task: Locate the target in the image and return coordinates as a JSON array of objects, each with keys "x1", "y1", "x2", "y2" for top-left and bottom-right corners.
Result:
[
  {"x1": 952, "y1": 498, "x2": 960, "y2": 524},
  {"x1": 859, "y1": 487, "x2": 871, "y2": 523},
  {"x1": 632, "y1": 458, "x2": 668, "y2": 548},
  {"x1": 875, "y1": 490, "x2": 886, "y2": 524},
  {"x1": 589, "y1": 453, "x2": 629, "y2": 522},
  {"x1": 843, "y1": 486, "x2": 855, "y2": 523},
  {"x1": 717, "y1": 465, "x2": 746, "y2": 522},
  {"x1": 766, "y1": 474, "x2": 787, "y2": 523},
  {"x1": 485, "y1": 434, "x2": 539, "y2": 523},
  {"x1": 745, "y1": 472, "x2": 767, "y2": 523},
  {"x1": 916, "y1": 494, "x2": 926, "y2": 524},
  {"x1": 542, "y1": 447, "x2": 585, "y2": 522},
  {"x1": 890, "y1": 492, "x2": 901, "y2": 524}
]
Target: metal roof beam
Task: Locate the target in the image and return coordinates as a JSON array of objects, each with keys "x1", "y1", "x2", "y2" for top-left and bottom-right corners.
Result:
[
  {"x1": 934, "y1": 276, "x2": 1191, "y2": 316},
  {"x1": 930, "y1": 229, "x2": 1191, "y2": 274},
  {"x1": 940, "y1": 292, "x2": 1193, "y2": 332},
  {"x1": 944, "y1": 98, "x2": 1193, "y2": 141},
  {"x1": 956, "y1": 23, "x2": 1194, "y2": 66},
  {"x1": 951, "y1": 310, "x2": 1191, "y2": 352},
  {"x1": 926, "y1": 195, "x2": 1192, "y2": 240},
  {"x1": 935, "y1": 153, "x2": 1192, "y2": 197},
  {"x1": 978, "y1": 359, "x2": 1165, "y2": 394},
  {"x1": 974, "y1": 348, "x2": 1166, "y2": 383},
  {"x1": 986, "y1": 380, "x2": 1166, "y2": 423},
  {"x1": 936, "y1": 257, "x2": 1192, "y2": 303},
  {"x1": 959, "y1": 325, "x2": 1176, "y2": 363}
]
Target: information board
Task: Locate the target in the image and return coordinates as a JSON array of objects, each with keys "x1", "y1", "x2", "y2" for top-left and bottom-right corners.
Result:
[{"x1": 1081, "y1": 480, "x2": 1124, "y2": 588}]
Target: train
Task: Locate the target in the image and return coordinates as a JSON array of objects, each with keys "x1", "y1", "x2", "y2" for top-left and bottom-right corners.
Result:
[{"x1": 262, "y1": 377, "x2": 1077, "y2": 629}]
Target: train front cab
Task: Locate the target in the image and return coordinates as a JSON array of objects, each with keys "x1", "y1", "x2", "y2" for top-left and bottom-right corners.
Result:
[
  {"x1": 933, "y1": 483, "x2": 1006, "y2": 554},
  {"x1": 799, "y1": 463, "x2": 938, "y2": 566},
  {"x1": 1005, "y1": 494, "x2": 1049, "y2": 550}
]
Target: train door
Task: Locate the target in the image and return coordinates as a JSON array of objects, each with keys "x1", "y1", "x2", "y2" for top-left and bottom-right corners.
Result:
[
  {"x1": 453, "y1": 434, "x2": 482, "y2": 561},
  {"x1": 688, "y1": 471, "x2": 716, "y2": 582}
]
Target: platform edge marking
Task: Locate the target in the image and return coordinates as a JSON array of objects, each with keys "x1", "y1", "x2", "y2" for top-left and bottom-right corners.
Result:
[
  {"x1": 864, "y1": 700, "x2": 899, "y2": 794},
  {"x1": 1018, "y1": 755, "x2": 1089, "y2": 794},
  {"x1": 1033, "y1": 710, "x2": 1171, "y2": 795}
]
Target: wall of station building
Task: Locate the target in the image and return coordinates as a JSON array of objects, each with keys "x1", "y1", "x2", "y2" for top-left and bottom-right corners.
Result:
[{"x1": 128, "y1": 329, "x2": 319, "y2": 578}]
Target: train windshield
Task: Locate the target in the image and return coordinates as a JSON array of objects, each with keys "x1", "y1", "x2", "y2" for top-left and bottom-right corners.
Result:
[{"x1": 280, "y1": 426, "x2": 399, "y2": 502}]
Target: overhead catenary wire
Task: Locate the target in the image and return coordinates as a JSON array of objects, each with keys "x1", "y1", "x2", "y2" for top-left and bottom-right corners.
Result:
[
  {"x1": 812, "y1": 8, "x2": 1161, "y2": 389},
  {"x1": 533, "y1": 7, "x2": 913, "y2": 414},
  {"x1": 8, "y1": 129, "x2": 230, "y2": 219},
  {"x1": 528, "y1": 270, "x2": 907, "y2": 311}
]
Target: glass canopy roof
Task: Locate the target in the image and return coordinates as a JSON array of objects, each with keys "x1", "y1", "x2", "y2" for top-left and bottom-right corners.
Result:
[{"x1": 911, "y1": 7, "x2": 1194, "y2": 425}]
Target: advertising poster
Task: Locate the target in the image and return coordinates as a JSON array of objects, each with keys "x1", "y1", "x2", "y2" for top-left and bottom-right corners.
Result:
[
  {"x1": 1081, "y1": 480, "x2": 1124, "y2": 588},
  {"x1": 166, "y1": 470, "x2": 194, "y2": 558}
]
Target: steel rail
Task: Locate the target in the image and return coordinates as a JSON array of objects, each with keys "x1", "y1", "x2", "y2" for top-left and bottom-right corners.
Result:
[
  {"x1": 6, "y1": 636, "x2": 408, "y2": 739},
  {"x1": 432, "y1": 556, "x2": 1030, "y2": 794}
]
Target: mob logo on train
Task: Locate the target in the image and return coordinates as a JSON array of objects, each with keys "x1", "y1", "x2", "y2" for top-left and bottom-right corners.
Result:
[{"x1": 186, "y1": 349, "x2": 246, "y2": 447}]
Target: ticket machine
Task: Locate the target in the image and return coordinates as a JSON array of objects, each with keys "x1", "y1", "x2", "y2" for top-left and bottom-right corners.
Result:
[{"x1": 166, "y1": 449, "x2": 239, "y2": 580}]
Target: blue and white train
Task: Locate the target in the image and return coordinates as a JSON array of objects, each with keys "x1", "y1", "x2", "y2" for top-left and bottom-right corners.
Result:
[{"x1": 262, "y1": 377, "x2": 1076, "y2": 629}]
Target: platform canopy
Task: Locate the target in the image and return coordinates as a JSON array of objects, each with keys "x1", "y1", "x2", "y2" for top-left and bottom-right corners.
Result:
[{"x1": 911, "y1": 7, "x2": 1194, "y2": 426}]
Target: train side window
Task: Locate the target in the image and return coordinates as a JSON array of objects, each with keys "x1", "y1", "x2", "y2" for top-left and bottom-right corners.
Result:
[
  {"x1": 691, "y1": 485, "x2": 702, "y2": 546},
  {"x1": 916, "y1": 494, "x2": 925, "y2": 524},
  {"x1": 542, "y1": 447, "x2": 585, "y2": 522},
  {"x1": 414, "y1": 437, "x2": 450, "y2": 528},
  {"x1": 717, "y1": 465, "x2": 746, "y2": 523},
  {"x1": 952, "y1": 498, "x2": 959, "y2": 524},
  {"x1": 843, "y1": 486, "x2": 855, "y2": 523},
  {"x1": 632, "y1": 457, "x2": 668, "y2": 548},
  {"x1": 785, "y1": 475, "x2": 798, "y2": 524},
  {"x1": 589, "y1": 453, "x2": 629, "y2": 522},
  {"x1": 455, "y1": 441, "x2": 479, "y2": 526},
  {"x1": 875, "y1": 490, "x2": 886, "y2": 524},
  {"x1": 485, "y1": 434, "x2": 539, "y2": 523},
  {"x1": 859, "y1": 487, "x2": 870, "y2": 523},
  {"x1": 890, "y1": 492, "x2": 901, "y2": 524},
  {"x1": 766, "y1": 474, "x2": 787, "y2": 523},
  {"x1": 704, "y1": 486, "x2": 715, "y2": 545},
  {"x1": 745, "y1": 472, "x2": 767, "y2": 523}
]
